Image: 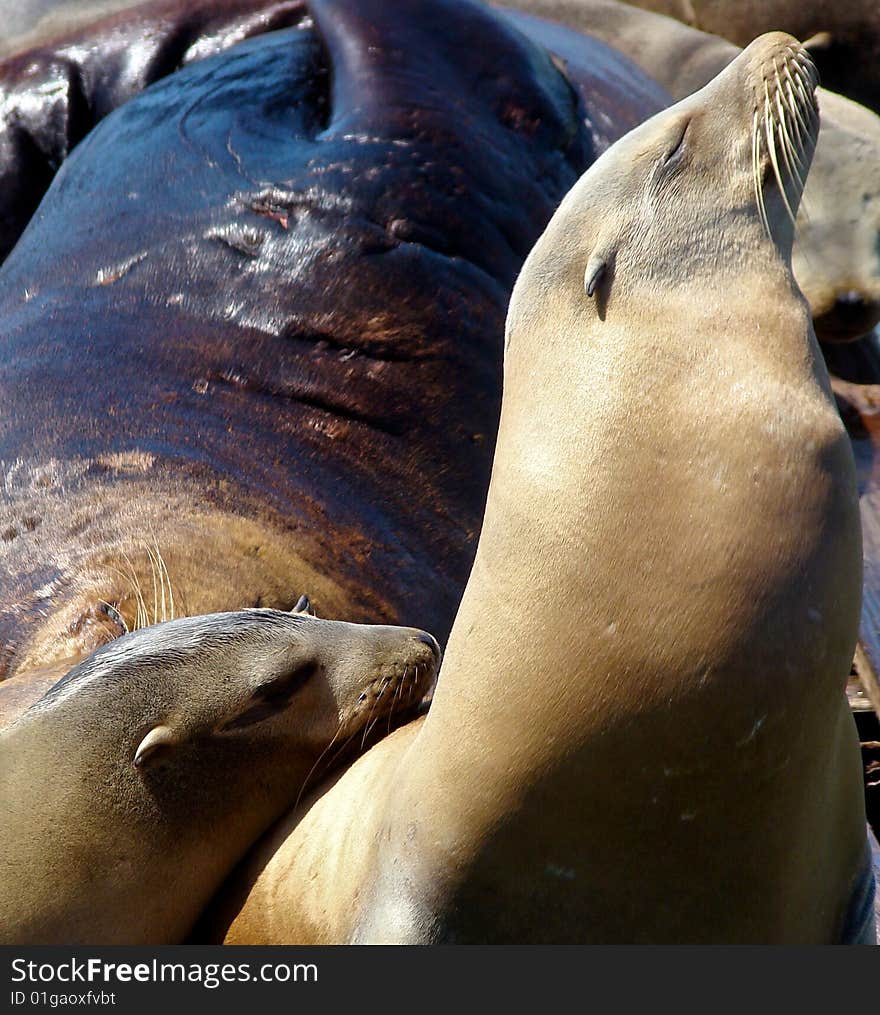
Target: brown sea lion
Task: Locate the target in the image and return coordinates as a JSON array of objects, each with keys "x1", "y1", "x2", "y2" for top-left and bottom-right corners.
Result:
[
  {"x1": 204, "y1": 33, "x2": 873, "y2": 944},
  {"x1": 625, "y1": 0, "x2": 880, "y2": 116},
  {"x1": 498, "y1": 0, "x2": 880, "y2": 345},
  {"x1": 0, "y1": 0, "x2": 600, "y2": 684},
  {"x1": 0, "y1": 605, "x2": 439, "y2": 944}
]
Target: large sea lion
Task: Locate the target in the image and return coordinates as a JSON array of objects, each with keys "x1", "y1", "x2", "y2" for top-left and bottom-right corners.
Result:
[
  {"x1": 204, "y1": 33, "x2": 873, "y2": 944},
  {"x1": 0, "y1": 0, "x2": 313, "y2": 263},
  {"x1": 0, "y1": 0, "x2": 667, "y2": 265},
  {"x1": 498, "y1": 1, "x2": 880, "y2": 345},
  {"x1": 0, "y1": 0, "x2": 603, "y2": 685},
  {"x1": 0, "y1": 605, "x2": 439, "y2": 944},
  {"x1": 625, "y1": 1, "x2": 880, "y2": 117}
]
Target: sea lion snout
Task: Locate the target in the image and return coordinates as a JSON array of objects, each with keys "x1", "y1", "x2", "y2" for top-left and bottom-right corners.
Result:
[
  {"x1": 813, "y1": 289, "x2": 880, "y2": 343},
  {"x1": 417, "y1": 630, "x2": 442, "y2": 662},
  {"x1": 323, "y1": 620, "x2": 441, "y2": 736}
]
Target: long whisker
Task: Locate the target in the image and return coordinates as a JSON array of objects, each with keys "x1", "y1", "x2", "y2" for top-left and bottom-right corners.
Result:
[
  {"x1": 774, "y1": 74, "x2": 803, "y2": 219},
  {"x1": 387, "y1": 667, "x2": 406, "y2": 735},
  {"x1": 293, "y1": 722, "x2": 346, "y2": 814},
  {"x1": 764, "y1": 82, "x2": 797, "y2": 226},
  {"x1": 145, "y1": 546, "x2": 160, "y2": 625},
  {"x1": 752, "y1": 109, "x2": 771, "y2": 239},
  {"x1": 154, "y1": 542, "x2": 176, "y2": 622},
  {"x1": 115, "y1": 554, "x2": 149, "y2": 631},
  {"x1": 361, "y1": 683, "x2": 385, "y2": 750}
]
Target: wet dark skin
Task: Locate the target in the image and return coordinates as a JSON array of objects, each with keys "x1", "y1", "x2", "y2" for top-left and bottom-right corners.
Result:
[{"x1": 0, "y1": 0, "x2": 608, "y2": 679}]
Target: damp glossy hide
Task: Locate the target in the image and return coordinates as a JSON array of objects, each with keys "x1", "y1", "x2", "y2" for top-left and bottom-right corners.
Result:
[{"x1": 0, "y1": 0, "x2": 595, "y2": 671}]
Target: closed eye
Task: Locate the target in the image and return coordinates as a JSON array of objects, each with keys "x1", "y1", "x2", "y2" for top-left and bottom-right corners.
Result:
[
  {"x1": 219, "y1": 660, "x2": 320, "y2": 731},
  {"x1": 661, "y1": 119, "x2": 690, "y2": 170}
]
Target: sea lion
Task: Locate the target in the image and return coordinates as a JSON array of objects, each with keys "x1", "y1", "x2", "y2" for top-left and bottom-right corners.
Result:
[
  {"x1": 204, "y1": 33, "x2": 872, "y2": 944},
  {"x1": 498, "y1": 1, "x2": 880, "y2": 345},
  {"x1": 0, "y1": 0, "x2": 596, "y2": 685},
  {"x1": 625, "y1": 0, "x2": 880, "y2": 117},
  {"x1": 0, "y1": 0, "x2": 668, "y2": 266},
  {"x1": 0, "y1": 0, "x2": 313, "y2": 264},
  {"x1": 0, "y1": 604, "x2": 439, "y2": 944}
]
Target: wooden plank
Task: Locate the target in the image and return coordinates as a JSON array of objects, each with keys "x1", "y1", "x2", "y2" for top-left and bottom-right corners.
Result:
[
  {"x1": 825, "y1": 333, "x2": 880, "y2": 719},
  {"x1": 848, "y1": 661, "x2": 879, "y2": 712}
]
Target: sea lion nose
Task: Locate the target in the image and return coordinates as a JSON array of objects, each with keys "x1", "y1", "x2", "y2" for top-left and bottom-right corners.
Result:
[
  {"x1": 416, "y1": 632, "x2": 442, "y2": 662},
  {"x1": 831, "y1": 290, "x2": 879, "y2": 334},
  {"x1": 836, "y1": 290, "x2": 867, "y2": 312}
]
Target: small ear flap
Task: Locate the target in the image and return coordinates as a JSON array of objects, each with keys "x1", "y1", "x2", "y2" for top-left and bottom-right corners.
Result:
[
  {"x1": 292, "y1": 595, "x2": 316, "y2": 617},
  {"x1": 584, "y1": 254, "x2": 607, "y2": 298},
  {"x1": 134, "y1": 725, "x2": 178, "y2": 769}
]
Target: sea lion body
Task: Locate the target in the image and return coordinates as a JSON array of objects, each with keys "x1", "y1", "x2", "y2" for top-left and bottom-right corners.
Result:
[
  {"x1": 0, "y1": 0, "x2": 595, "y2": 682},
  {"x1": 0, "y1": 0, "x2": 669, "y2": 265},
  {"x1": 356, "y1": 32, "x2": 868, "y2": 943},
  {"x1": 0, "y1": 608, "x2": 438, "y2": 944},
  {"x1": 500, "y1": 1, "x2": 880, "y2": 344},
  {"x1": 0, "y1": 0, "x2": 313, "y2": 264},
  {"x1": 206, "y1": 34, "x2": 870, "y2": 944}
]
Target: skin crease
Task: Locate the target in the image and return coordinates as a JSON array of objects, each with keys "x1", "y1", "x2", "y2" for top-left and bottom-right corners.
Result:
[
  {"x1": 201, "y1": 35, "x2": 868, "y2": 945},
  {"x1": 499, "y1": 0, "x2": 880, "y2": 344},
  {"x1": 0, "y1": 0, "x2": 602, "y2": 690},
  {"x1": 0, "y1": 607, "x2": 439, "y2": 944}
]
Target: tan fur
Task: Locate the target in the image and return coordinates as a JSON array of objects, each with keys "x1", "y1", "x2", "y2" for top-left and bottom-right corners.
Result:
[
  {"x1": 205, "y1": 35, "x2": 868, "y2": 944},
  {"x1": 0, "y1": 609, "x2": 438, "y2": 944}
]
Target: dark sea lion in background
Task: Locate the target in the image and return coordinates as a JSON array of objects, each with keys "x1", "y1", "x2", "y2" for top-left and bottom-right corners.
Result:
[
  {"x1": 0, "y1": 0, "x2": 599, "y2": 683},
  {"x1": 0, "y1": 0, "x2": 133, "y2": 47},
  {"x1": 625, "y1": 0, "x2": 880, "y2": 117},
  {"x1": 0, "y1": 0, "x2": 668, "y2": 265},
  {"x1": 0, "y1": 606, "x2": 439, "y2": 944},
  {"x1": 493, "y1": 7, "x2": 671, "y2": 153},
  {"x1": 498, "y1": 0, "x2": 880, "y2": 346},
  {"x1": 205, "y1": 34, "x2": 872, "y2": 945},
  {"x1": 0, "y1": 0, "x2": 312, "y2": 264}
]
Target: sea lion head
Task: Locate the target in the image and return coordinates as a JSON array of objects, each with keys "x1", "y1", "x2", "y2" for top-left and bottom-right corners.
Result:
[
  {"x1": 23, "y1": 602, "x2": 440, "y2": 775},
  {"x1": 508, "y1": 31, "x2": 819, "y2": 334},
  {"x1": 792, "y1": 90, "x2": 880, "y2": 343}
]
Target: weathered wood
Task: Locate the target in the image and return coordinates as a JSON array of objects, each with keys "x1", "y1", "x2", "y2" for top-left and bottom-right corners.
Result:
[{"x1": 826, "y1": 332, "x2": 880, "y2": 719}]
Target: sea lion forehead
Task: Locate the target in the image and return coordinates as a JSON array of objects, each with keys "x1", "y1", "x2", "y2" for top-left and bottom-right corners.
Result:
[
  {"x1": 31, "y1": 609, "x2": 314, "y2": 709},
  {"x1": 575, "y1": 31, "x2": 817, "y2": 202}
]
